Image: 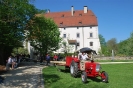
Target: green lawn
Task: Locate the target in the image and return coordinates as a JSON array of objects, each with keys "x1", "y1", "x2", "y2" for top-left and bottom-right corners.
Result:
[{"x1": 42, "y1": 63, "x2": 133, "y2": 88}]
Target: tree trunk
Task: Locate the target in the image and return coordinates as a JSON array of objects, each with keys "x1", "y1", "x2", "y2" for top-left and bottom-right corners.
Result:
[{"x1": 0, "y1": 50, "x2": 5, "y2": 65}]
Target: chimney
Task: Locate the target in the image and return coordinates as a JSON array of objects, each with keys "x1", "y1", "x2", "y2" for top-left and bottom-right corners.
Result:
[
  {"x1": 84, "y1": 6, "x2": 88, "y2": 13},
  {"x1": 71, "y1": 6, "x2": 74, "y2": 16},
  {"x1": 47, "y1": 9, "x2": 50, "y2": 13}
]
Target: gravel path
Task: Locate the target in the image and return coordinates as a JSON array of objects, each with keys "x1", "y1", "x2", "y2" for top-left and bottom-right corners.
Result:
[{"x1": 0, "y1": 62, "x2": 45, "y2": 88}]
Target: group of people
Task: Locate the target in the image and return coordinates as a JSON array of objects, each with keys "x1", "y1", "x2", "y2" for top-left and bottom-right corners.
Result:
[
  {"x1": 53, "y1": 53, "x2": 60, "y2": 61},
  {"x1": 6, "y1": 55, "x2": 22, "y2": 70},
  {"x1": 45, "y1": 53, "x2": 60, "y2": 65}
]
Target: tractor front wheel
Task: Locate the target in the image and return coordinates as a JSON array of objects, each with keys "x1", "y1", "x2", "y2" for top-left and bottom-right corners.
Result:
[
  {"x1": 101, "y1": 71, "x2": 108, "y2": 83},
  {"x1": 70, "y1": 61, "x2": 79, "y2": 77},
  {"x1": 81, "y1": 71, "x2": 87, "y2": 83}
]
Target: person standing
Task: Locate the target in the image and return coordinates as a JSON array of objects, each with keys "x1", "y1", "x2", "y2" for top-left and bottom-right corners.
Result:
[
  {"x1": 53, "y1": 54, "x2": 58, "y2": 61},
  {"x1": 6, "y1": 56, "x2": 12, "y2": 70},
  {"x1": 46, "y1": 54, "x2": 50, "y2": 65}
]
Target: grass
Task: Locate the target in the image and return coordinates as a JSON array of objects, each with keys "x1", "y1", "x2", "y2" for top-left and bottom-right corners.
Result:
[{"x1": 42, "y1": 63, "x2": 133, "y2": 88}]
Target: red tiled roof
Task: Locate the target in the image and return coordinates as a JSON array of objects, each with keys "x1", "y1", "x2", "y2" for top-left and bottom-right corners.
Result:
[{"x1": 44, "y1": 10, "x2": 98, "y2": 27}]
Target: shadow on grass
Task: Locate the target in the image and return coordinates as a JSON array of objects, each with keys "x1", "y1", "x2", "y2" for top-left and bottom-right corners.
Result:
[
  {"x1": 88, "y1": 77, "x2": 102, "y2": 82},
  {"x1": 58, "y1": 69, "x2": 70, "y2": 73},
  {"x1": 43, "y1": 74, "x2": 60, "y2": 84},
  {"x1": 89, "y1": 77, "x2": 109, "y2": 83}
]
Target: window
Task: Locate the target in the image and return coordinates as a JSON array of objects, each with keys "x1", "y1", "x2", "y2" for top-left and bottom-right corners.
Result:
[
  {"x1": 60, "y1": 22, "x2": 63, "y2": 26},
  {"x1": 90, "y1": 42, "x2": 93, "y2": 46},
  {"x1": 90, "y1": 26, "x2": 92, "y2": 29},
  {"x1": 64, "y1": 28, "x2": 66, "y2": 30},
  {"x1": 63, "y1": 34, "x2": 66, "y2": 38},
  {"x1": 77, "y1": 27, "x2": 79, "y2": 29},
  {"x1": 77, "y1": 42, "x2": 80, "y2": 46},
  {"x1": 90, "y1": 33, "x2": 93, "y2": 37},
  {"x1": 77, "y1": 33, "x2": 80, "y2": 38},
  {"x1": 79, "y1": 21, "x2": 82, "y2": 24},
  {"x1": 79, "y1": 14, "x2": 82, "y2": 16},
  {"x1": 61, "y1": 14, "x2": 64, "y2": 17}
]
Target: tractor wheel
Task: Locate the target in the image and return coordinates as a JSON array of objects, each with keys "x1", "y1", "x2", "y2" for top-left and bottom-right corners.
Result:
[
  {"x1": 70, "y1": 61, "x2": 79, "y2": 77},
  {"x1": 101, "y1": 71, "x2": 108, "y2": 83},
  {"x1": 81, "y1": 71, "x2": 87, "y2": 83}
]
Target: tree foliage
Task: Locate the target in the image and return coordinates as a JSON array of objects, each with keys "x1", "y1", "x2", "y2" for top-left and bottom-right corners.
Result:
[
  {"x1": 117, "y1": 32, "x2": 133, "y2": 56},
  {"x1": 107, "y1": 38, "x2": 117, "y2": 52},
  {"x1": 26, "y1": 16, "x2": 61, "y2": 55},
  {"x1": 98, "y1": 34, "x2": 110, "y2": 56},
  {"x1": 0, "y1": 0, "x2": 37, "y2": 65},
  {"x1": 99, "y1": 34, "x2": 106, "y2": 46},
  {"x1": 12, "y1": 47, "x2": 29, "y2": 56},
  {"x1": 99, "y1": 32, "x2": 133, "y2": 56}
]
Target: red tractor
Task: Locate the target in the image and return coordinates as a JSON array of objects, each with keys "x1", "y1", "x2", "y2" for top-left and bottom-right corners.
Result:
[{"x1": 65, "y1": 47, "x2": 108, "y2": 83}]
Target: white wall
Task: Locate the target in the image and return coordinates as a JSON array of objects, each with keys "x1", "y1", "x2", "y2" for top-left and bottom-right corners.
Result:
[{"x1": 59, "y1": 26, "x2": 101, "y2": 53}]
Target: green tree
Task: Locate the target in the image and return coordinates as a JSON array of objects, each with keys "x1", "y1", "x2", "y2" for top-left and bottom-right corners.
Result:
[
  {"x1": 117, "y1": 39, "x2": 129, "y2": 56},
  {"x1": 99, "y1": 34, "x2": 106, "y2": 46},
  {"x1": 0, "y1": 0, "x2": 37, "y2": 65},
  {"x1": 61, "y1": 41, "x2": 74, "y2": 54},
  {"x1": 106, "y1": 38, "x2": 118, "y2": 55},
  {"x1": 98, "y1": 34, "x2": 109, "y2": 56},
  {"x1": 26, "y1": 16, "x2": 61, "y2": 55},
  {"x1": 118, "y1": 32, "x2": 133, "y2": 56},
  {"x1": 127, "y1": 32, "x2": 133, "y2": 55},
  {"x1": 12, "y1": 47, "x2": 29, "y2": 56}
]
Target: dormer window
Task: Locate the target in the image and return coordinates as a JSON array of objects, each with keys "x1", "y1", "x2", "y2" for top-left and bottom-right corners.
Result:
[
  {"x1": 60, "y1": 22, "x2": 63, "y2": 26},
  {"x1": 61, "y1": 14, "x2": 64, "y2": 17},
  {"x1": 79, "y1": 14, "x2": 82, "y2": 16},
  {"x1": 79, "y1": 21, "x2": 82, "y2": 24}
]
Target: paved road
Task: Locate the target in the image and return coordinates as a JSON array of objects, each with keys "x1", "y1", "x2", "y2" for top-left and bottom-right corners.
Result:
[{"x1": 0, "y1": 62, "x2": 45, "y2": 88}]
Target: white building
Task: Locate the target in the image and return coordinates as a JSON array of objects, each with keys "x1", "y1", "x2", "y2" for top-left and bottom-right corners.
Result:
[
  {"x1": 45, "y1": 6, "x2": 101, "y2": 53},
  {"x1": 26, "y1": 6, "x2": 101, "y2": 59}
]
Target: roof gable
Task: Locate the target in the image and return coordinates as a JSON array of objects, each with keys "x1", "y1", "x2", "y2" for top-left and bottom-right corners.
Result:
[{"x1": 44, "y1": 9, "x2": 98, "y2": 27}]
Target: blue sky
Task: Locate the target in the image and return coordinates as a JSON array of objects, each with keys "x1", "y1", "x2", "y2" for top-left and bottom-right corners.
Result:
[{"x1": 32, "y1": 0, "x2": 133, "y2": 43}]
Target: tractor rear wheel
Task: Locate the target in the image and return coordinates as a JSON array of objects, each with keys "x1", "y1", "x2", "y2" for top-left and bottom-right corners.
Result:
[
  {"x1": 101, "y1": 71, "x2": 108, "y2": 83},
  {"x1": 81, "y1": 71, "x2": 87, "y2": 83},
  {"x1": 70, "y1": 61, "x2": 79, "y2": 77}
]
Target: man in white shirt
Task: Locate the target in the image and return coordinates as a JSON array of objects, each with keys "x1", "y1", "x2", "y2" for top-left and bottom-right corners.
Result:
[
  {"x1": 6, "y1": 56, "x2": 12, "y2": 70},
  {"x1": 80, "y1": 53, "x2": 89, "y2": 70},
  {"x1": 81, "y1": 53, "x2": 89, "y2": 61}
]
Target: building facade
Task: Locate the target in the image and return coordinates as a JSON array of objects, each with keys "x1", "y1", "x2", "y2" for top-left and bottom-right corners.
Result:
[
  {"x1": 45, "y1": 6, "x2": 101, "y2": 53},
  {"x1": 26, "y1": 6, "x2": 101, "y2": 59}
]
